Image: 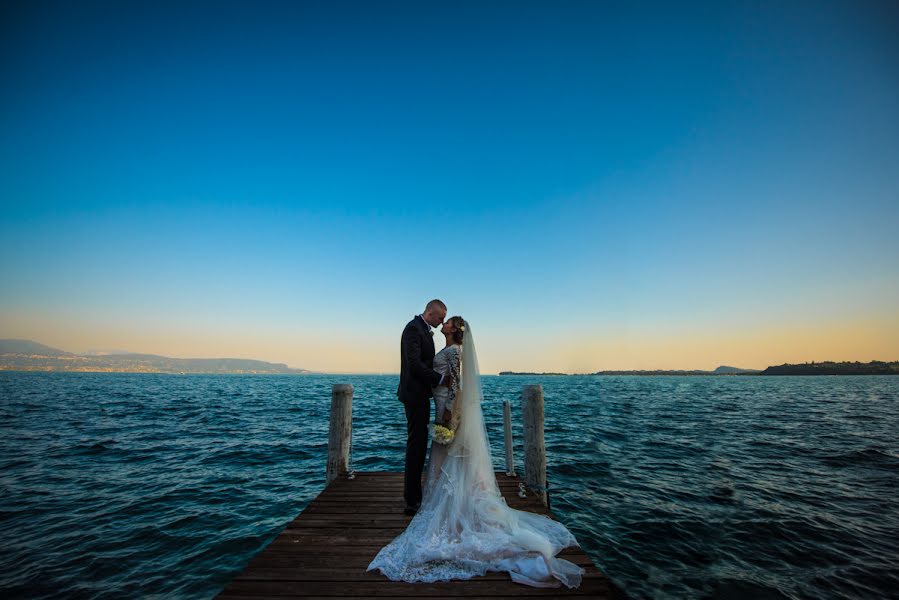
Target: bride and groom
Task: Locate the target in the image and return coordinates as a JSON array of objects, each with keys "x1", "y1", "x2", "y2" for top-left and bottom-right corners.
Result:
[{"x1": 367, "y1": 299, "x2": 584, "y2": 588}]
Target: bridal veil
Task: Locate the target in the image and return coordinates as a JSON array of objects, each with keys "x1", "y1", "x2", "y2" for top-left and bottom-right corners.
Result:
[{"x1": 367, "y1": 321, "x2": 584, "y2": 588}]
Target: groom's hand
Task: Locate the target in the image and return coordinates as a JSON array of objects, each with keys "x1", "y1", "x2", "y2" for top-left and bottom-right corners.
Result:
[
  {"x1": 443, "y1": 409, "x2": 452, "y2": 424},
  {"x1": 442, "y1": 373, "x2": 454, "y2": 388}
]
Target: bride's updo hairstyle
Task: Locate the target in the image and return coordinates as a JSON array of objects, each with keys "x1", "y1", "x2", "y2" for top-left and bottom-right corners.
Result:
[{"x1": 449, "y1": 316, "x2": 465, "y2": 344}]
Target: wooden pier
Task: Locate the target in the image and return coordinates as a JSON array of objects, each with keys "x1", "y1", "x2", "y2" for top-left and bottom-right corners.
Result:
[{"x1": 216, "y1": 385, "x2": 624, "y2": 599}]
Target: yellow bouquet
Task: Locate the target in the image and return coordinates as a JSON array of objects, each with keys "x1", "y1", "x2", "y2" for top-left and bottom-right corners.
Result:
[{"x1": 428, "y1": 423, "x2": 455, "y2": 445}]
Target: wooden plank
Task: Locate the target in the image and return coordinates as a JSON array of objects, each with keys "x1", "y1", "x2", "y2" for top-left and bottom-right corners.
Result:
[
  {"x1": 244, "y1": 546, "x2": 587, "y2": 559},
  {"x1": 233, "y1": 568, "x2": 608, "y2": 582},
  {"x1": 219, "y1": 578, "x2": 614, "y2": 596},
  {"x1": 218, "y1": 591, "x2": 604, "y2": 600},
  {"x1": 215, "y1": 471, "x2": 622, "y2": 599},
  {"x1": 218, "y1": 592, "x2": 589, "y2": 600},
  {"x1": 243, "y1": 554, "x2": 598, "y2": 569},
  {"x1": 297, "y1": 504, "x2": 550, "y2": 515},
  {"x1": 219, "y1": 597, "x2": 604, "y2": 600}
]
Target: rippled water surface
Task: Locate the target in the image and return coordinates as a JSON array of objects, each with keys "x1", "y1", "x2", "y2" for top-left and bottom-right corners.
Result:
[{"x1": 2, "y1": 373, "x2": 898, "y2": 599}]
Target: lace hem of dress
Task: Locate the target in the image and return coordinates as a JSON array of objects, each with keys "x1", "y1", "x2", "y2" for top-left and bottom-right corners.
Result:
[{"x1": 366, "y1": 487, "x2": 584, "y2": 588}]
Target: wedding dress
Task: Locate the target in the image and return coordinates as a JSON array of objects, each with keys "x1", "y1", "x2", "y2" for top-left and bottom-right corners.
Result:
[
  {"x1": 367, "y1": 322, "x2": 584, "y2": 588},
  {"x1": 425, "y1": 343, "x2": 461, "y2": 485},
  {"x1": 431, "y1": 343, "x2": 461, "y2": 425}
]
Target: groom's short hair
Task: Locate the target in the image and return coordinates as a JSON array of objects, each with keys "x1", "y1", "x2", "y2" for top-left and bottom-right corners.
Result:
[{"x1": 425, "y1": 299, "x2": 447, "y2": 313}]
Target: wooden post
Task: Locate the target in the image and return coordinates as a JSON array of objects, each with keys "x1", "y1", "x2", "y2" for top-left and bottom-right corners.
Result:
[
  {"x1": 522, "y1": 384, "x2": 547, "y2": 506},
  {"x1": 327, "y1": 383, "x2": 353, "y2": 483},
  {"x1": 503, "y1": 399, "x2": 516, "y2": 476}
]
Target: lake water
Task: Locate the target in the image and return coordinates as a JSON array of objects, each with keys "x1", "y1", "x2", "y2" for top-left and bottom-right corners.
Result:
[{"x1": 1, "y1": 373, "x2": 897, "y2": 599}]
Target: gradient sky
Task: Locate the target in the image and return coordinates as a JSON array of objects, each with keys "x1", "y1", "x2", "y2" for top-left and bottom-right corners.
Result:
[{"x1": 2, "y1": 1, "x2": 897, "y2": 373}]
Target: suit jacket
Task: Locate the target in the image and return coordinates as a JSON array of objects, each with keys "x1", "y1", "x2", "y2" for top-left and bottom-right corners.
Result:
[{"x1": 398, "y1": 315, "x2": 442, "y2": 403}]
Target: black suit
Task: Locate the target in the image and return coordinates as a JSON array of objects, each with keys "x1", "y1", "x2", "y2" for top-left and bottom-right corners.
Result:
[{"x1": 398, "y1": 315, "x2": 442, "y2": 507}]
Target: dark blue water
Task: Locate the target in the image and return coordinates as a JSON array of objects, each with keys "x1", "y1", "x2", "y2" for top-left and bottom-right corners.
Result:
[{"x1": 1, "y1": 373, "x2": 897, "y2": 599}]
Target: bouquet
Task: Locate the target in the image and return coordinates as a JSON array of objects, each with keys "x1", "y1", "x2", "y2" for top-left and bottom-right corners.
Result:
[{"x1": 428, "y1": 423, "x2": 455, "y2": 445}]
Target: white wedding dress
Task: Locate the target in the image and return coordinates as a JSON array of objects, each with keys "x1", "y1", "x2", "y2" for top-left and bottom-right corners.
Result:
[{"x1": 367, "y1": 322, "x2": 584, "y2": 588}]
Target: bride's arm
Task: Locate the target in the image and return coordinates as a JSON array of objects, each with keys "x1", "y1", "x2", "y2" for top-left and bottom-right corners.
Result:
[{"x1": 443, "y1": 346, "x2": 462, "y2": 424}]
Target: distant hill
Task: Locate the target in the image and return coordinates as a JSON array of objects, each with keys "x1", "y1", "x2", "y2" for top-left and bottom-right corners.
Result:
[
  {"x1": 491, "y1": 362, "x2": 899, "y2": 377},
  {"x1": 713, "y1": 365, "x2": 761, "y2": 374},
  {"x1": 759, "y1": 361, "x2": 899, "y2": 376},
  {"x1": 0, "y1": 339, "x2": 310, "y2": 374},
  {"x1": 498, "y1": 371, "x2": 569, "y2": 376},
  {"x1": 593, "y1": 369, "x2": 714, "y2": 376},
  {"x1": 501, "y1": 365, "x2": 760, "y2": 376},
  {"x1": 0, "y1": 339, "x2": 72, "y2": 356},
  {"x1": 500, "y1": 367, "x2": 760, "y2": 376}
]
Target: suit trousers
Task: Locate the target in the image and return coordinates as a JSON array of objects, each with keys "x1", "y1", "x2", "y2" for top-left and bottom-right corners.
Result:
[{"x1": 402, "y1": 393, "x2": 430, "y2": 507}]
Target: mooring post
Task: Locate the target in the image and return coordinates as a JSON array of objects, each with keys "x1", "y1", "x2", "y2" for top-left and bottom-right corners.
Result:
[
  {"x1": 327, "y1": 383, "x2": 353, "y2": 483},
  {"x1": 522, "y1": 384, "x2": 548, "y2": 506},
  {"x1": 503, "y1": 398, "x2": 516, "y2": 476}
]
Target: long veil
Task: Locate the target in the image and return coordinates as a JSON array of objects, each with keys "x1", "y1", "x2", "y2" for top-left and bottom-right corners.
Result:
[{"x1": 367, "y1": 321, "x2": 584, "y2": 588}]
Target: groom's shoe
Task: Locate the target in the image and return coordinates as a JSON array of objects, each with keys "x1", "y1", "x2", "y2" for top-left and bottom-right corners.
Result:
[{"x1": 403, "y1": 502, "x2": 421, "y2": 516}]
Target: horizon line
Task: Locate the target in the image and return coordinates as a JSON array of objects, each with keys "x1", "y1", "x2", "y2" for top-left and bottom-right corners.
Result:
[{"x1": 2, "y1": 338, "x2": 896, "y2": 376}]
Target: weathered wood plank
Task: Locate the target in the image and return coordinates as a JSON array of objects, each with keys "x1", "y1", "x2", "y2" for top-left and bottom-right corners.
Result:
[
  {"x1": 244, "y1": 554, "x2": 598, "y2": 569},
  {"x1": 244, "y1": 546, "x2": 586, "y2": 559},
  {"x1": 233, "y1": 568, "x2": 608, "y2": 582},
  {"x1": 219, "y1": 597, "x2": 602, "y2": 600},
  {"x1": 219, "y1": 578, "x2": 614, "y2": 596},
  {"x1": 215, "y1": 471, "x2": 622, "y2": 599}
]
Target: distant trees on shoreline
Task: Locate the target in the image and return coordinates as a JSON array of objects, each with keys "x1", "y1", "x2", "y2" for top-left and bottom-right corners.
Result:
[
  {"x1": 499, "y1": 361, "x2": 899, "y2": 376},
  {"x1": 758, "y1": 361, "x2": 899, "y2": 376}
]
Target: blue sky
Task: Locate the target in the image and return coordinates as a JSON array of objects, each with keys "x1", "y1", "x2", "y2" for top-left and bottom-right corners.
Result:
[{"x1": 2, "y1": 1, "x2": 897, "y2": 372}]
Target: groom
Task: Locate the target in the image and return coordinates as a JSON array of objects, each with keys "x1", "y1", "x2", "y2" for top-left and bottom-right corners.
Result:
[{"x1": 398, "y1": 299, "x2": 452, "y2": 515}]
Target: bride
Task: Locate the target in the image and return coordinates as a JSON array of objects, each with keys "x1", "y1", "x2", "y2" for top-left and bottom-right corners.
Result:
[{"x1": 367, "y1": 318, "x2": 584, "y2": 588}]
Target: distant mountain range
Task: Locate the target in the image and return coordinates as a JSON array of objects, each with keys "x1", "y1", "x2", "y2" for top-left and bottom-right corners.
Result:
[
  {"x1": 498, "y1": 371, "x2": 570, "y2": 376},
  {"x1": 501, "y1": 363, "x2": 898, "y2": 376},
  {"x1": 500, "y1": 366, "x2": 761, "y2": 376},
  {"x1": 0, "y1": 339, "x2": 310, "y2": 374}
]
